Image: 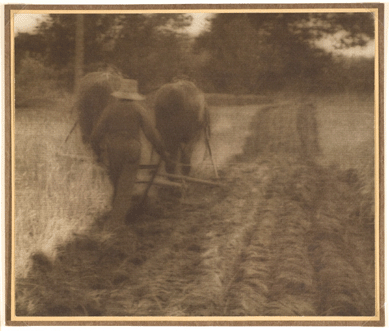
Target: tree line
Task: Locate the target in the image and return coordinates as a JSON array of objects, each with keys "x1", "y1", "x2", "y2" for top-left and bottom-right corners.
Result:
[{"x1": 15, "y1": 12, "x2": 374, "y2": 96}]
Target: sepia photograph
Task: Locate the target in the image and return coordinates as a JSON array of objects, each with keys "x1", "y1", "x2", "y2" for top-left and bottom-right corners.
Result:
[{"x1": 4, "y1": 3, "x2": 384, "y2": 326}]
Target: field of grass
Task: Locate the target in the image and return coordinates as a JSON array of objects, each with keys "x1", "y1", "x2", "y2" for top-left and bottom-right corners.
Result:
[
  {"x1": 13, "y1": 92, "x2": 375, "y2": 316},
  {"x1": 14, "y1": 107, "x2": 112, "y2": 278}
]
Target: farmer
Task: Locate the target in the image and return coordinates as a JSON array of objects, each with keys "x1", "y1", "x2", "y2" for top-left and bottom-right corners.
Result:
[{"x1": 90, "y1": 79, "x2": 169, "y2": 225}]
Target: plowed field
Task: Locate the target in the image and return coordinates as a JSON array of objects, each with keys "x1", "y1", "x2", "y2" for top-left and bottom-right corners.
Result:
[{"x1": 14, "y1": 94, "x2": 375, "y2": 317}]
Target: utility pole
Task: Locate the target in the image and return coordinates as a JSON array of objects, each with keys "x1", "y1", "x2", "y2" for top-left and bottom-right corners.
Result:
[{"x1": 74, "y1": 14, "x2": 84, "y2": 93}]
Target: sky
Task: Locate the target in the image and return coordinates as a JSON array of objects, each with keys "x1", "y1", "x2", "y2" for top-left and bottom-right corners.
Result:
[
  {"x1": 315, "y1": 30, "x2": 375, "y2": 58},
  {"x1": 13, "y1": 13, "x2": 213, "y2": 36},
  {"x1": 14, "y1": 13, "x2": 46, "y2": 34},
  {"x1": 185, "y1": 13, "x2": 214, "y2": 36},
  {"x1": 13, "y1": 12, "x2": 375, "y2": 58}
]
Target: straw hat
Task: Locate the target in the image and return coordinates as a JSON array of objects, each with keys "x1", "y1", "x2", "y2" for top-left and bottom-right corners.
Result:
[{"x1": 111, "y1": 79, "x2": 145, "y2": 100}]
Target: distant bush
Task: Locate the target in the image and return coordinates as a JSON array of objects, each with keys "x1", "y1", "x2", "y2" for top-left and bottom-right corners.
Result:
[
  {"x1": 15, "y1": 55, "x2": 67, "y2": 107},
  {"x1": 313, "y1": 56, "x2": 375, "y2": 94}
]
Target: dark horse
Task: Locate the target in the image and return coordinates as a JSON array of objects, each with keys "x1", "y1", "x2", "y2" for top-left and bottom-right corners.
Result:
[
  {"x1": 75, "y1": 70, "x2": 123, "y2": 146},
  {"x1": 154, "y1": 80, "x2": 210, "y2": 176}
]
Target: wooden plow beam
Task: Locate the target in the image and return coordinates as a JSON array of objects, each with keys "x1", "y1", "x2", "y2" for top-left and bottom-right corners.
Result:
[
  {"x1": 136, "y1": 179, "x2": 182, "y2": 188},
  {"x1": 157, "y1": 173, "x2": 224, "y2": 187},
  {"x1": 136, "y1": 171, "x2": 223, "y2": 188},
  {"x1": 139, "y1": 164, "x2": 222, "y2": 187}
]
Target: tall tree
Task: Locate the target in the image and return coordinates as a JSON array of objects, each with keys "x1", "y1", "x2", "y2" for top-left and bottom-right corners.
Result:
[
  {"x1": 194, "y1": 13, "x2": 374, "y2": 93},
  {"x1": 16, "y1": 13, "x2": 192, "y2": 90},
  {"x1": 105, "y1": 14, "x2": 192, "y2": 90},
  {"x1": 74, "y1": 14, "x2": 85, "y2": 92}
]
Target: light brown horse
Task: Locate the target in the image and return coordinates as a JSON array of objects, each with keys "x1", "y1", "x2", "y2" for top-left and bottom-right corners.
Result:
[{"x1": 154, "y1": 80, "x2": 210, "y2": 176}]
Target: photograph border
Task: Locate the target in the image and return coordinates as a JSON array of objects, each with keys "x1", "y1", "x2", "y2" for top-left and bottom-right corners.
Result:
[{"x1": 4, "y1": 3, "x2": 385, "y2": 326}]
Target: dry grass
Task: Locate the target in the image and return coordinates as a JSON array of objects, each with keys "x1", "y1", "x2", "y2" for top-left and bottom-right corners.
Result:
[
  {"x1": 241, "y1": 101, "x2": 320, "y2": 161},
  {"x1": 14, "y1": 109, "x2": 113, "y2": 278}
]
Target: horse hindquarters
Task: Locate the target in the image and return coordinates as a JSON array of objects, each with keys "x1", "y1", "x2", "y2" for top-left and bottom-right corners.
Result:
[
  {"x1": 77, "y1": 72, "x2": 122, "y2": 144},
  {"x1": 154, "y1": 80, "x2": 206, "y2": 175}
]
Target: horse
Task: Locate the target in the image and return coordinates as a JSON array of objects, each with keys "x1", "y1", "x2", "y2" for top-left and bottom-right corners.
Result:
[
  {"x1": 75, "y1": 69, "x2": 123, "y2": 145},
  {"x1": 154, "y1": 79, "x2": 210, "y2": 176}
]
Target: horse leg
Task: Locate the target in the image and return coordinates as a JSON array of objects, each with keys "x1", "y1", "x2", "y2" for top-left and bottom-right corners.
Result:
[
  {"x1": 181, "y1": 142, "x2": 195, "y2": 176},
  {"x1": 165, "y1": 143, "x2": 179, "y2": 174}
]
